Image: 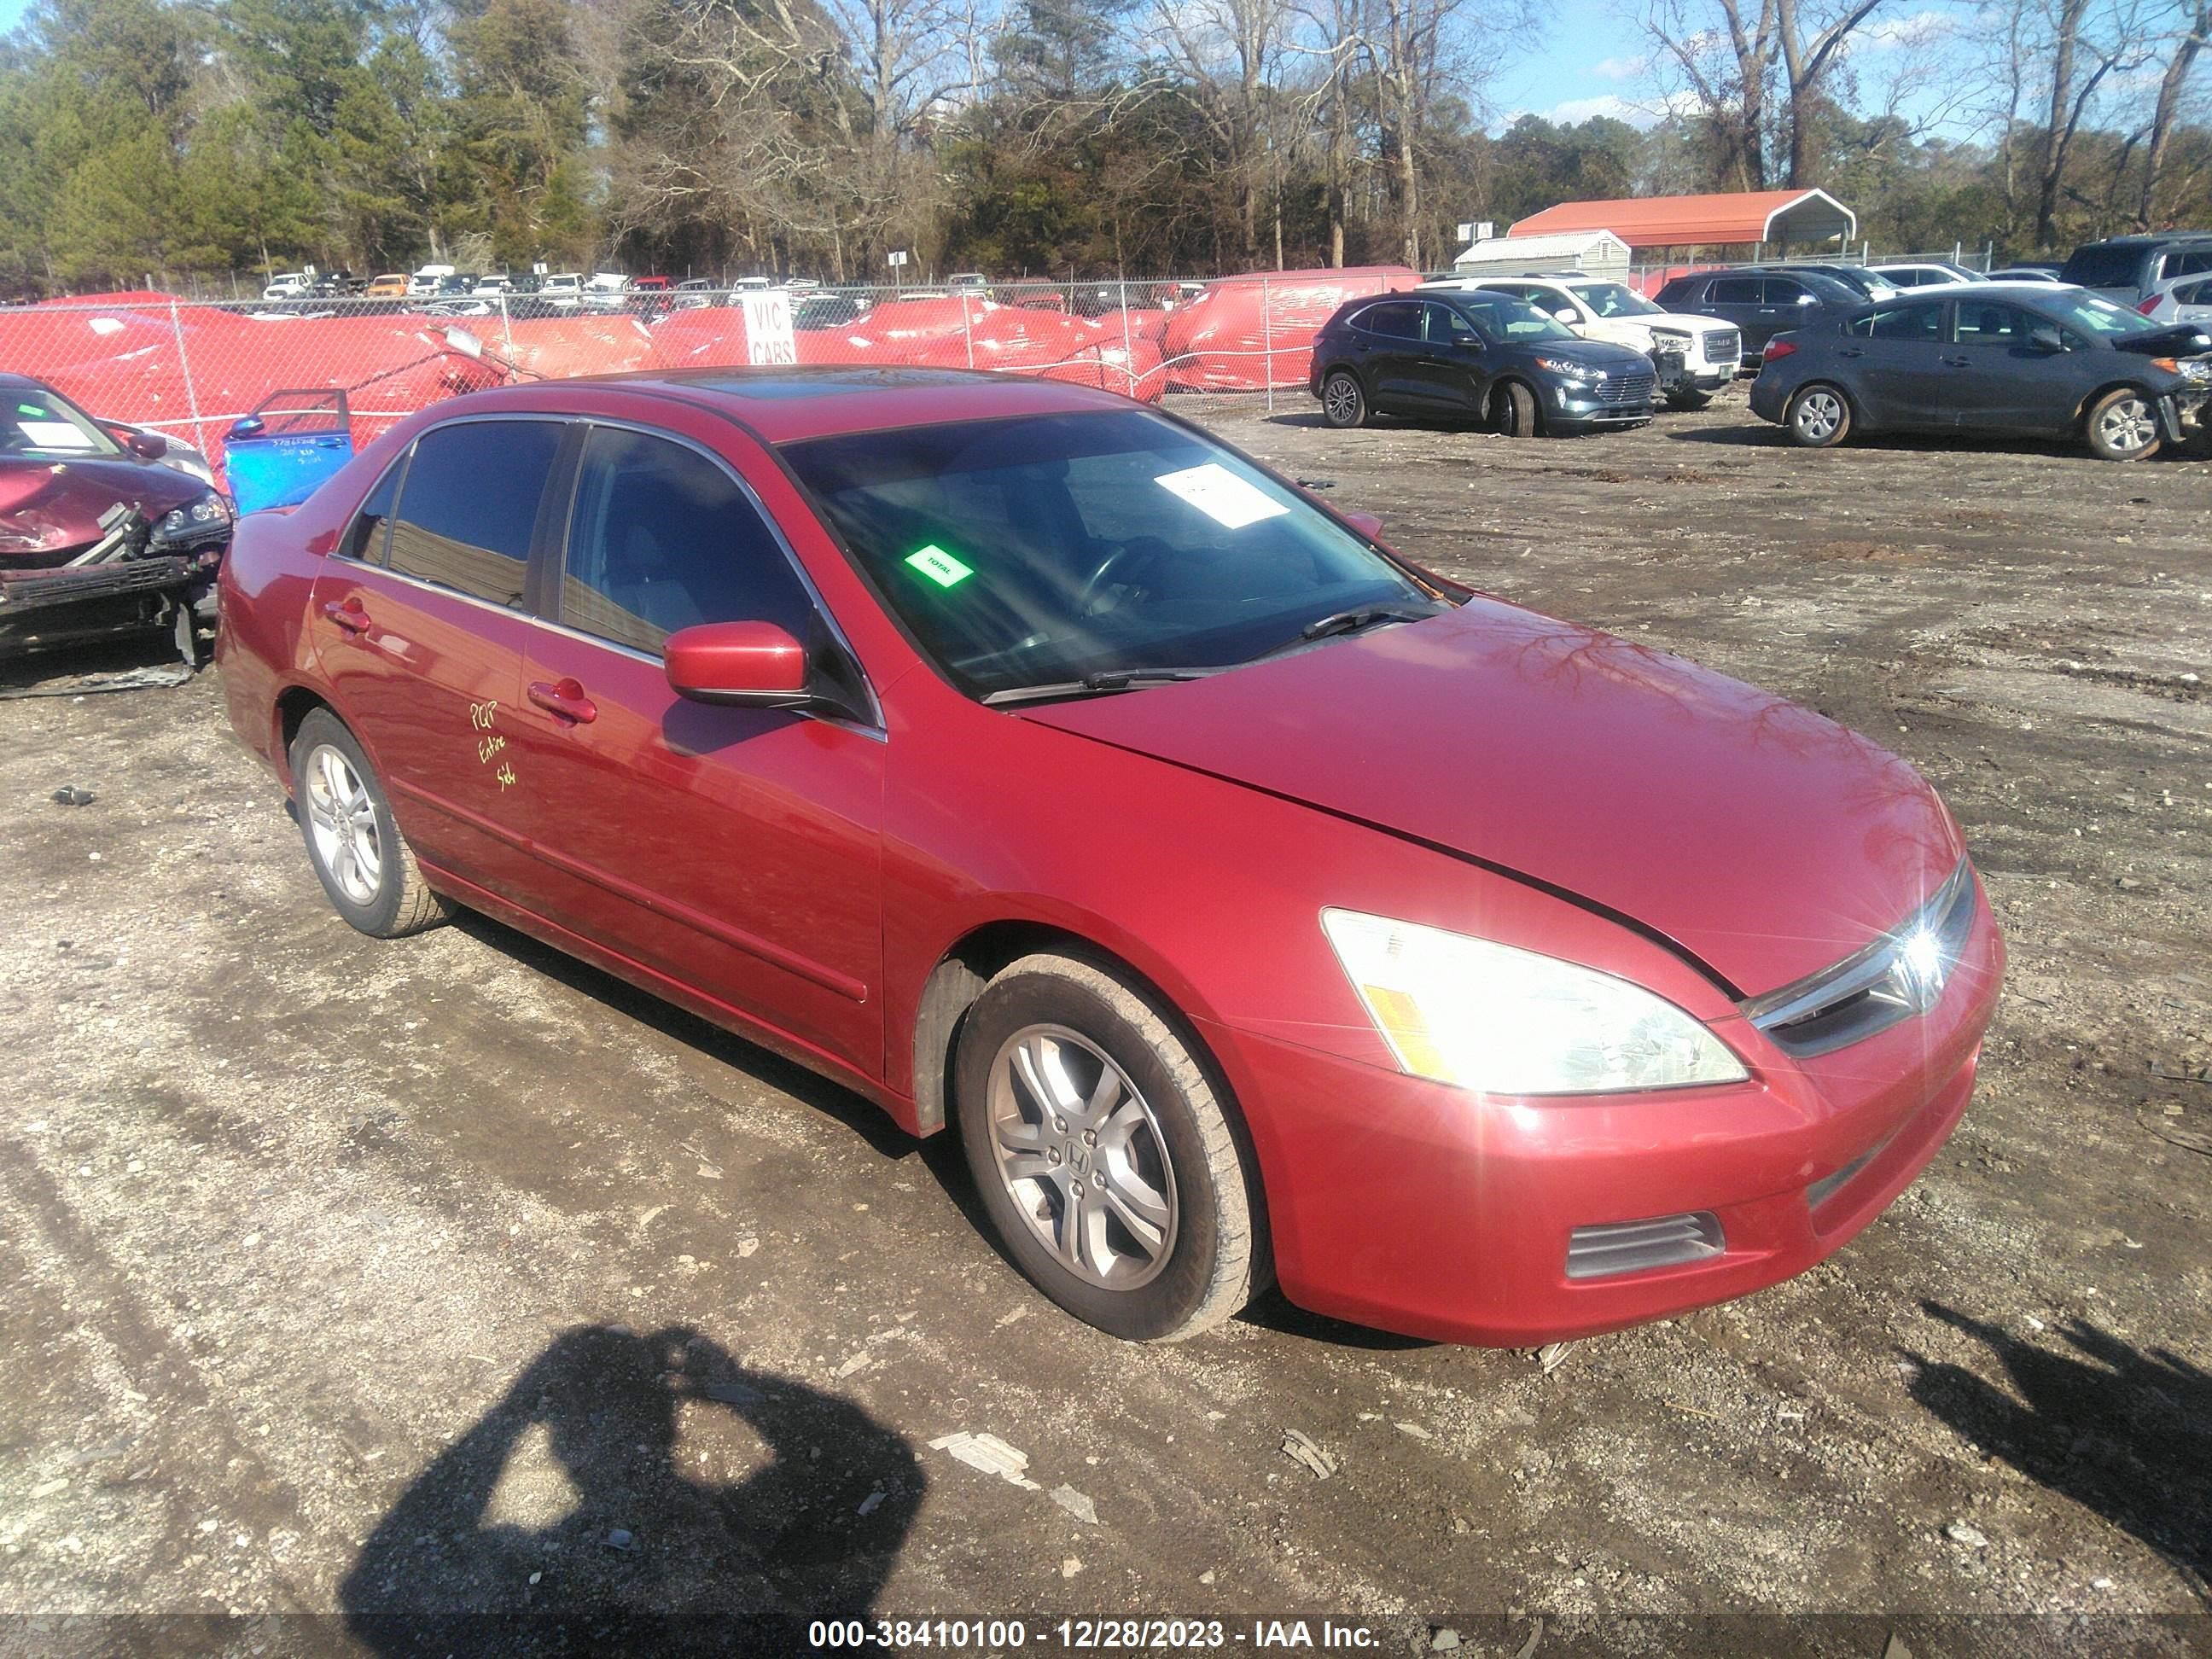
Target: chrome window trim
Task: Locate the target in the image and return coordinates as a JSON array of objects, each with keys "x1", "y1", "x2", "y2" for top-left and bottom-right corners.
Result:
[{"x1": 1743, "y1": 859, "x2": 1976, "y2": 1057}]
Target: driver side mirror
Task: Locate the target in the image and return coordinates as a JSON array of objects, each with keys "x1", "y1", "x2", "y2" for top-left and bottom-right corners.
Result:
[
  {"x1": 665, "y1": 620, "x2": 811, "y2": 709},
  {"x1": 1342, "y1": 510, "x2": 1384, "y2": 541},
  {"x1": 114, "y1": 426, "x2": 167, "y2": 459},
  {"x1": 2026, "y1": 325, "x2": 2066, "y2": 353}
]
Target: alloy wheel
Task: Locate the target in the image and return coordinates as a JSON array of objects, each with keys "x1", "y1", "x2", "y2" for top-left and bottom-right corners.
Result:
[
  {"x1": 303, "y1": 742, "x2": 383, "y2": 906},
  {"x1": 2096, "y1": 394, "x2": 2157, "y2": 457},
  {"x1": 985, "y1": 1024, "x2": 1179, "y2": 1289},
  {"x1": 1323, "y1": 375, "x2": 1360, "y2": 425}
]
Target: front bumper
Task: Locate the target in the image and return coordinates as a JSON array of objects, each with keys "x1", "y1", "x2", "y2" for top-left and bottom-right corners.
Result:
[
  {"x1": 1203, "y1": 881, "x2": 2004, "y2": 1346},
  {"x1": 1550, "y1": 385, "x2": 1653, "y2": 431}
]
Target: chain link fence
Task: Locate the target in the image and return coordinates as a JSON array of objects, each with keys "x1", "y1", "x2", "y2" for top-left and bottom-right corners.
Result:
[{"x1": 0, "y1": 271, "x2": 1427, "y2": 489}]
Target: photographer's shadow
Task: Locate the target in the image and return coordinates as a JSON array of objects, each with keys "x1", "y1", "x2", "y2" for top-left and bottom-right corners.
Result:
[{"x1": 342, "y1": 1325, "x2": 923, "y2": 1654}]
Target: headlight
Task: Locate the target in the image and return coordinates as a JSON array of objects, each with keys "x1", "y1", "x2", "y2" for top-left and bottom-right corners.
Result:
[
  {"x1": 1533, "y1": 356, "x2": 1601, "y2": 384},
  {"x1": 153, "y1": 492, "x2": 234, "y2": 539},
  {"x1": 1320, "y1": 909, "x2": 1749, "y2": 1095},
  {"x1": 2179, "y1": 358, "x2": 2212, "y2": 383}
]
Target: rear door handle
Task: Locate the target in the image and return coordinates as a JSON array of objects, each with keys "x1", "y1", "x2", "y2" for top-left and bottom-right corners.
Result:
[
  {"x1": 528, "y1": 677, "x2": 597, "y2": 725},
  {"x1": 1942, "y1": 356, "x2": 1970, "y2": 368},
  {"x1": 322, "y1": 597, "x2": 371, "y2": 634},
  {"x1": 1838, "y1": 347, "x2": 1866, "y2": 358}
]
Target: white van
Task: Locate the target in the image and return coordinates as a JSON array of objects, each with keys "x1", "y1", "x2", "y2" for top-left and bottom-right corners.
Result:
[{"x1": 406, "y1": 263, "x2": 457, "y2": 297}]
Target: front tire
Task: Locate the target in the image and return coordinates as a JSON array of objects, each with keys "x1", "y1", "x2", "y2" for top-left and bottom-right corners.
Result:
[
  {"x1": 1320, "y1": 370, "x2": 1368, "y2": 428},
  {"x1": 1493, "y1": 380, "x2": 1540, "y2": 438},
  {"x1": 2084, "y1": 388, "x2": 2161, "y2": 461},
  {"x1": 288, "y1": 708, "x2": 452, "y2": 938},
  {"x1": 1785, "y1": 383, "x2": 1852, "y2": 448},
  {"x1": 1665, "y1": 388, "x2": 1713, "y2": 411},
  {"x1": 953, "y1": 954, "x2": 1263, "y2": 1342}
]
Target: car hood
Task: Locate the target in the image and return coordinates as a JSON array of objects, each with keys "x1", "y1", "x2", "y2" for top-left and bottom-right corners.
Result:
[
  {"x1": 1021, "y1": 599, "x2": 1961, "y2": 997},
  {"x1": 0, "y1": 455, "x2": 205, "y2": 564},
  {"x1": 1512, "y1": 337, "x2": 1650, "y2": 370}
]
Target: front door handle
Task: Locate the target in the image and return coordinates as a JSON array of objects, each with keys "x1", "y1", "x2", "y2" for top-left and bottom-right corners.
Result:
[
  {"x1": 1838, "y1": 347, "x2": 1866, "y2": 358},
  {"x1": 528, "y1": 677, "x2": 597, "y2": 725},
  {"x1": 1942, "y1": 356, "x2": 1970, "y2": 368},
  {"x1": 322, "y1": 597, "x2": 371, "y2": 634}
]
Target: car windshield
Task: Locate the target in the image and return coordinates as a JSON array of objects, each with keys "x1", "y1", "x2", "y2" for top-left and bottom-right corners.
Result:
[
  {"x1": 1572, "y1": 282, "x2": 1662, "y2": 318},
  {"x1": 2040, "y1": 288, "x2": 2162, "y2": 336},
  {"x1": 1448, "y1": 293, "x2": 1578, "y2": 341},
  {"x1": 782, "y1": 410, "x2": 1439, "y2": 699},
  {"x1": 0, "y1": 387, "x2": 119, "y2": 458}
]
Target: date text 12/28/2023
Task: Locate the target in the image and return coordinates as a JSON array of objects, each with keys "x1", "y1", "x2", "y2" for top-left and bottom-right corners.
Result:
[{"x1": 806, "y1": 1618, "x2": 1385, "y2": 1650}]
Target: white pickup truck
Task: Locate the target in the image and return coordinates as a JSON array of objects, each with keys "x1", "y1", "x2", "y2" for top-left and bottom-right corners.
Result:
[{"x1": 1422, "y1": 273, "x2": 1743, "y2": 409}]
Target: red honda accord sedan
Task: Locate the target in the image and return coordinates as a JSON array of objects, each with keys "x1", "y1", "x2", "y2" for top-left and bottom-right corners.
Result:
[{"x1": 216, "y1": 367, "x2": 2003, "y2": 1346}]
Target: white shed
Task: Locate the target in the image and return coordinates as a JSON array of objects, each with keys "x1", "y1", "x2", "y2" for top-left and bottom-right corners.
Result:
[{"x1": 1450, "y1": 230, "x2": 1632, "y2": 281}]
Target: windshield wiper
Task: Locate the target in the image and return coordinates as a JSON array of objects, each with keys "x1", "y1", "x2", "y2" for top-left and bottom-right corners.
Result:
[
  {"x1": 1249, "y1": 603, "x2": 1439, "y2": 663},
  {"x1": 981, "y1": 667, "x2": 1220, "y2": 707}
]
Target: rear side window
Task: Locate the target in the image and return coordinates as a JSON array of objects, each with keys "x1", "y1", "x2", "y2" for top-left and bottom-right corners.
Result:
[
  {"x1": 2177, "y1": 278, "x2": 2212, "y2": 305},
  {"x1": 1355, "y1": 302, "x2": 1421, "y2": 339},
  {"x1": 343, "y1": 456, "x2": 405, "y2": 563},
  {"x1": 2162, "y1": 247, "x2": 2212, "y2": 280},
  {"x1": 1709, "y1": 277, "x2": 1761, "y2": 305},
  {"x1": 387, "y1": 421, "x2": 562, "y2": 606},
  {"x1": 1848, "y1": 304, "x2": 1942, "y2": 341},
  {"x1": 559, "y1": 428, "x2": 813, "y2": 655}
]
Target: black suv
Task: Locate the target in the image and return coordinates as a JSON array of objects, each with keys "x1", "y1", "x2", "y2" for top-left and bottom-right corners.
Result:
[
  {"x1": 1309, "y1": 291, "x2": 1655, "y2": 436},
  {"x1": 2060, "y1": 233, "x2": 2212, "y2": 301},
  {"x1": 1653, "y1": 267, "x2": 1865, "y2": 360}
]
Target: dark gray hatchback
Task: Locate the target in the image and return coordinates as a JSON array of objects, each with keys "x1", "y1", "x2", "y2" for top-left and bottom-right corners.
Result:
[
  {"x1": 1748, "y1": 283, "x2": 2211, "y2": 461},
  {"x1": 1309, "y1": 291, "x2": 1655, "y2": 438}
]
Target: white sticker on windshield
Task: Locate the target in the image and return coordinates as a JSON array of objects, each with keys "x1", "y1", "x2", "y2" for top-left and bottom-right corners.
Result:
[
  {"x1": 16, "y1": 422, "x2": 96, "y2": 450},
  {"x1": 1153, "y1": 463, "x2": 1289, "y2": 530}
]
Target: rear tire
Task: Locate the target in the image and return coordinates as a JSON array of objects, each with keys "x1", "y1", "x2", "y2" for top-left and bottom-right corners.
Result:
[
  {"x1": 1665, "y1": 388, "x2": 1713, "y2": 411},
  {"x1": 953, "y1": 953, "x2": 1263, "y2": 1342},
  {"x1": 1493, "y1": 380, "x2": 1540, "y2": 438},
  {"x1": 1784, "y1": 383, "x2": 1852, "y2": 448},
  {"x1": 2084, "y1": 387, "x2": 2162, "y2": 461},
  {"x1": 1320, "y1": 370, "x2": 1368, "y2": 429},
  {"x1": 288, "y1": 708, "x2": 452, "y2": 938}
]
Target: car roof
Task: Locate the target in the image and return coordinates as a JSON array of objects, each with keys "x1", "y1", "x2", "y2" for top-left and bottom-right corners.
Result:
[{"x1": 423, "y1": 365, "x2": 1139, "y2": 446}]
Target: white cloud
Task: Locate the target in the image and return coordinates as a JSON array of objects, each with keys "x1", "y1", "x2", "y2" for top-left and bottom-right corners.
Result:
[
  {"x1": 1512, "y1": 90, "x2": 1701, "y2": 131},
  {"x1": 1593, "y1": 53, "x2": 1648, "y2": 82}
]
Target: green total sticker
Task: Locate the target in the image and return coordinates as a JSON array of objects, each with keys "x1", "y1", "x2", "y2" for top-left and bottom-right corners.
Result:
[{"x1": 905, "y1": 544, "x2": 974, "y2": 587}]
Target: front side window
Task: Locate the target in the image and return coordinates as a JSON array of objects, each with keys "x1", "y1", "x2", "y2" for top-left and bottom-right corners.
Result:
[
  {"x1": 559, "y1": 427, "x2": 813, "y2": 655},
  {"x1": 1953, "y1": 302, "x2": 2034, "y2": 346},
  {"x1": 386, "y1": 420, "x2": 561, "y2": 606},
  {"x1": 783, "y1": 410, "x2": 1437, "y2": 699},
  {"x1": 1761, "y1": 278, "x2": 1813, "y2": 306},
  {"x1": 1424, "y1": 302, "x2": 1482, "y2": 345},
  {"x1": 2159, "y1": 247, "x2": 2212, "y2": 280},
  {"x1": 1445, "y1": 294, "x2": 1576, "y2": 341}
]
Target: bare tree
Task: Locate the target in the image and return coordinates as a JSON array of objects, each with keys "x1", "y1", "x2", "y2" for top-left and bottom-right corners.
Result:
[{"x1": 2139, "y1": 0, "x2": 2211, "y2": 224}]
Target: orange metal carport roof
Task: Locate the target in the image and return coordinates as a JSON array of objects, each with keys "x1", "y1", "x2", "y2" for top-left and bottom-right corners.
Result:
[{"x1": 1509, "y1": 189, "x2": 1856, "y2": 247}]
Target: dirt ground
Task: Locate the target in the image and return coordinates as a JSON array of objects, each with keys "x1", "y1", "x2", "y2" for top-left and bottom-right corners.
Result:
[{"x1": 1, "y1": 385, "x2": 2207, "y2": 1656}]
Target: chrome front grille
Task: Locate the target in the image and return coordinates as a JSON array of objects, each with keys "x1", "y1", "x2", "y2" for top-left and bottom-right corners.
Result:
[
  {"x1": 1567, "y1": 1211, "x2": 1725, "y2": 1279},
  {"x1": 1598, "y1": 370, "x2": 1656, "y2": 407},
  {"x1": 1703, "y1": 328, "x2": 1742, "y2": 364},
  {"x1": 1743, "y1": 860, "x2": 1978, "y2": 1058}
]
